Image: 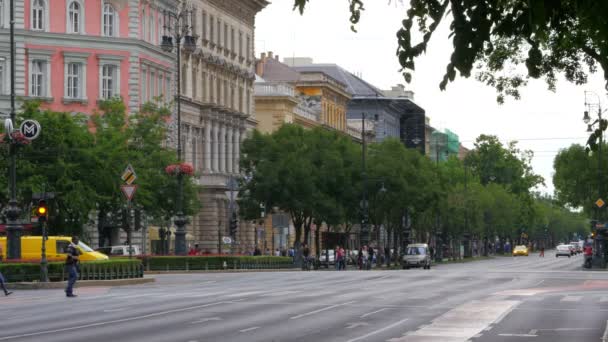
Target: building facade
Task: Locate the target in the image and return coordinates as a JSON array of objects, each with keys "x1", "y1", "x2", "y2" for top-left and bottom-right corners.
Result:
[
  {"x1": 179, "y1": 0, "x2": 267, "y2": 253},
  {"x1": 0, "y1": 0, "x2": 177, "y2": 116}
]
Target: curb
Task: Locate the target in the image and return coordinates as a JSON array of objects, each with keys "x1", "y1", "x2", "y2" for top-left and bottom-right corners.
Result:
[
  {"x1": 145, "y1": 268, "x2": 299, "y2": 274},
  {"x1": 7, "y1": 277, "x2": 155, "y2": 290}
]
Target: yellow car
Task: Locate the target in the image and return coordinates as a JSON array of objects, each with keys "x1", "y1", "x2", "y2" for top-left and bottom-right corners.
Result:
[{"x1": 512, "y1": 245, "x2": 529, "y2": 256}]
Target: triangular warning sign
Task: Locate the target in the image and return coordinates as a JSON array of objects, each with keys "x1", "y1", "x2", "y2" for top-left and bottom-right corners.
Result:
[{"x1": 121, "y1": 185, "x2": 137, "y2": 201}]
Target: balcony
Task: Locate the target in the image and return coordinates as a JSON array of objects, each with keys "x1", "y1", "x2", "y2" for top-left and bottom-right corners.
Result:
[
  {"x1": 254, "y1": 82, "x2": 295, "y2": 97},
  {"x1": 293, "y1": 105, "x2": 318, "y2": 122}
]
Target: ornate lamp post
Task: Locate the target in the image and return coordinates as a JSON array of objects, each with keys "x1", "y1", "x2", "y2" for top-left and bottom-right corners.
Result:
[
  {"x1": 583, "y1": 90, "x2": 607, "y2": 267},
  {"x1": 161, "y1": 2, "x2": 196, "y2": 255},
  {"x1": 5, "y1": 0, "x2": 22, "y2": 259}
]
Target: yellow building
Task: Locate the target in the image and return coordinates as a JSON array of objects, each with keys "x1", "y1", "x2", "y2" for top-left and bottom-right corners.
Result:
[{"x1": 253, "y1": 52, "x2": 367, "y2": 254}]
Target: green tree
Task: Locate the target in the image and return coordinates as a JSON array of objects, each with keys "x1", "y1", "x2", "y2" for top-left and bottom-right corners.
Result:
[{"x1": 294, "y1": 0, "x2": 608, "y2": 103}]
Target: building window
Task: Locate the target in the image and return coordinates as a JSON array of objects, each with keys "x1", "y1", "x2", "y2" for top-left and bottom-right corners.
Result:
[
  {"x1": 151, "y1": 70, "x2": 156, "y2": 98},
  {"x1": 66, "y1": 63, "x2": 82, "y2": 99},
  {"x1": 202, "y1": 11, "x2": 207, "y2": 41},
  {"x1": 31, "y1": 0, "x2": 45, "y2": 31},
  {"x1": 148, "y1": 12, "x2": 154, "y2": 43},
  {"x1": 230, "y1": 27, "x2": 235, "y2": 54},
  {"x1": 0, "y1": 0, "x2": 4, "y2": 29},
  {"x1": 0, "y1": 58, "x2": 4, "y2": 94},
  {"x1": 141, "y1": 68, "x2": 147, "y2": 103},
  {"x1": 246, "y1": 35, "x2": 251, "y2": 60},
  {"x1": 67, "y1": 1, "x2": 82, "y2": 34},
  {"x1": 30, "y1": 60, "x2": 46, "y2": 97},
  {"x1": 238, "y1": 31, "x2": 243, "y2": 58},
  {"x1": 181, "y1": 63, "x2": 187, "y2": 95},
  {"x1": 165, "y1": 74, "x2": 170, "y2": 102},
  {"x1": 192, "y1": 67, "x2": 197, "y2": 99},
  {"x1": 217, "y1": 18, "x2": 221, "y2": 47},
  {"x1": 141, "y1": 8, "x2": 147, "y2": 40},
  {"x1": 158, "y1": 15, "x2": 163, "y2": 45},
  {"x1": 209, "y1": 15, "x2": 214, "y2": 44},
  {"x1": 100, "y1": 64, "x2": 119, "y2": 99},
  {"x1": 103, "y1": 3, "x2": 118, "y2": 37},
  {"x1": 224, "y1": 23, "x2": 228, "y2": 50}
]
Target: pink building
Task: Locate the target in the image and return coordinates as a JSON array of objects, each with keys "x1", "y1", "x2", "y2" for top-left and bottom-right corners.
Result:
[{"x1": 0, "y1": 0, "x2": 175, "y2": 115}]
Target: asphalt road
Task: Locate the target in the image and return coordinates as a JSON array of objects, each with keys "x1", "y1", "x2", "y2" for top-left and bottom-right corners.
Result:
[{"x1": 1, "y1": 251, "x2": 607, "y2": 342}]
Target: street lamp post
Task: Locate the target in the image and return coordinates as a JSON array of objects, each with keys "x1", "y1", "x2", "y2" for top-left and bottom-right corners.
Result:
[
  {"x1": 5, "y1": 0, "x2": 22, "y2": 259},
  {"x1": 360, "y1": 113, "x2": 369, "y2": 248},
  {"x1": 161, "y1": 3, "x2": 196, "y2": 255},
  {"x1": 583, "y1": 91, "x2": 607, "y2": 267}
]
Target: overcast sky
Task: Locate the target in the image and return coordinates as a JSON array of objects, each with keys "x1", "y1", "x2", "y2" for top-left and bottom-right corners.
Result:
[{"x1": 255, "y1": 0, "x2": 607, "y2": 195}]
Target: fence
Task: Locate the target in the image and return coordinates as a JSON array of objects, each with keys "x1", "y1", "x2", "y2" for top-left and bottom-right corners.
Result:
[{"x1": 0, "y1": 260, "x2": 143, "y2": 282}]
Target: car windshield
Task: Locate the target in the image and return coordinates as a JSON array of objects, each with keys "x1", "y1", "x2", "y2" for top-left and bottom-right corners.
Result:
[
  {"x1": 78, "y1": 241, "x2": 94, "y2": 252},
  {"x1": 515, "y1": 246, "x2": 526, "y2": 250},
  {"x1": 407, "y1": 247, "x2": 426, "y2": 255}
]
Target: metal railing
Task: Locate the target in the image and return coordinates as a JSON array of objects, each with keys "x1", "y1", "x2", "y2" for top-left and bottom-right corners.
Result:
[{"x1": 254, "y1": 83, "x2": 295, "y2": 97}]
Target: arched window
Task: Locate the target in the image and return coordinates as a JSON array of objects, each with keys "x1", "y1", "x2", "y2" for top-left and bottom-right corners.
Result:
[
  {"x1": 68, "y1": 1, "x2": 81, "y2": 33},
  {"x1": 102, "y1": 3, "x2": 117, "y2": 37},
  {"x1": 32, "y1": 0, "x2": 45, "y2": 30}
]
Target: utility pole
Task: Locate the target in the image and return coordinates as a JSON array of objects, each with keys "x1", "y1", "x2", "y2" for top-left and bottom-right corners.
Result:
[{"x1": 361, "y1": 112, "x2": 369, "y2": 247}]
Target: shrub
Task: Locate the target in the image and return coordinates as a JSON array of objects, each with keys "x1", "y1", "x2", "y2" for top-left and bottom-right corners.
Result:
[
  {"x1": 142, "y1": 256, "x2": 293, "y2": 271},
  {"x1": 0, "y1": 259, "x2": 143, "y2": 282}
]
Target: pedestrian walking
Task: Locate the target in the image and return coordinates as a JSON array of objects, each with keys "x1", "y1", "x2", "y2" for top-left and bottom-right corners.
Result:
[
  {"x1": 65, "y1": 236, "x2": 81, "y2": 298},
  {"x1": 368, "y1": 246, "x2": 375, "y2": 270},
  {"x1": 0, "y1": 245, "x2": 12, "y2": 296},
  {"x1": 539, "y1": 246, "x2": 545, "y2": 257}
]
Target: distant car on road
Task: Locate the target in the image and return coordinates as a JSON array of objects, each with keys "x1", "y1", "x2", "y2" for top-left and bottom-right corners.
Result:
[
  {"x1": 569, "y1": 241, "x2": 582, "y2": 254},
  {"x1": 402, "y1": 243, "x2": 431, "y2": 270},
  {"x1": 318, "y1": 249, "x2": 335, "y2": 268},
  {"x1": 556, "y1": 244, "x2": 572, "y2": 258},
  {"x1": 512, "y1": 245, "x2": 529, "y2": 256},
  {"x1": 96, "y1": 245, "x2": 142, "y2": 257}
]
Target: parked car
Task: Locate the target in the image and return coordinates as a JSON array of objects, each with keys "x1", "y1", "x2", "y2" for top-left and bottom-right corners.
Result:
[
  {"x1": 401, "y1": 243, "x2": 432, "y2": 270},
  {"x1": 0, "y1": 236, "x2": 108, "y2": 261},
  {"x1": 97, "y1": 245, "x2": 142, "y2": 257},
  {"x1": 318, "y1": 249, "x2": 335, "y2": 268},
  {"x1": 512, "y1": 245, "x2": 529, "y2": 256},
  {"x1": 556, "y1": 244, "x2": 572, "y2": 258}
]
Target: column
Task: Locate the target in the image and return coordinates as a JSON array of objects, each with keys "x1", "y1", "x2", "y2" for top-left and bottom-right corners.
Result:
[
  {"x1": 219, "y1": 123, "x2": 226, "y2": 173},
  {"x1": 212, "y1": 120, "x2": 219, "y2": 172},
  {"x1": 234, "y1": 127, "x2": 241, "y2": 174},
  {"x1": 204, "y1": 121, "x2": 211, "y2": 172},
  {"x1": 226, "y1": 126, "x2": 234, "y2": 174}
]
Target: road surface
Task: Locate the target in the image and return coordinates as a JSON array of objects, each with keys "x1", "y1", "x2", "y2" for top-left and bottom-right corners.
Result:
[{"x1": 0, "y1": 251, "x2": 606, "y2": 342}]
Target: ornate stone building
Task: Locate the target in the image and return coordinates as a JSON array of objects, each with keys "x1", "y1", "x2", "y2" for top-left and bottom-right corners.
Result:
[{"x1": 179, "y1": 0, "x2": 267, "y2": 253}]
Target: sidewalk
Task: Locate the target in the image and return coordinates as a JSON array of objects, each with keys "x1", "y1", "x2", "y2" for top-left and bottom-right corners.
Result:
[{"x1": 7, "y1": 277, "x2": 155, "y2": 290}]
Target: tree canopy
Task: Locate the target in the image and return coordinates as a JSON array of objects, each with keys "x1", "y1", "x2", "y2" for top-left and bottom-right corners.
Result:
[
  {"x1": 293, "y1": 1, "x2": 608, "y2": 103},
  {"x1": 0, "y1": 99, "x2": 199, "y2": 241}
]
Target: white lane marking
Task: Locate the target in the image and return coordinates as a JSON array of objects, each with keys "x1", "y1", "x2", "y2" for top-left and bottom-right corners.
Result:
[
  {"x1": 102, "y1": 308, "x2": 125, "y2": 313},
  {"x1": 225, "y1": 291, "x2": 267, "y2": 297},
  {"x1": 289, "y1": 301, "x2": 356, "y2": 320},
  {"x1": 239, "y1": 326, "x2": 260, "y2": 333},
  {"x1": 498, "y1": 333, "x2": 538, "y2": 337},
  {"x1": 0, "y1": 301, "x2": 227, "y2": 341},
  {"x1": 346, "y1": 318, "x2": 409, "y2": 342},
  {"x1": 190, "y1": 317, "x2": 222, "y2": 324},
  {"x1": 602, "y1": 320, "x2": 608, "y2": 342},
  {"x1": 260, "y1": 291, "x2": 301, "y2": 297},
  {"x1": 360, "y1": 308, "x2": 388, "y2": 318},
  {"x1": 346, "y1": 322, "x2": 369, "y2": 329},
  {"x1": 190, "y1": 291, "x2": 228, "y2": 298},
  {"x1": 561, "y1": 296, "x2": 582, "y2": 302}
]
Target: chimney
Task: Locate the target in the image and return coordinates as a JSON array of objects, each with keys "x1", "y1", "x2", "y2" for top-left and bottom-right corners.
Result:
[
  {"x1": 256, "y1": 53, "x2": 266, "y2": 77},
  {"x1": 268, "y1": 51, "x2": 274, "y2": 59}
]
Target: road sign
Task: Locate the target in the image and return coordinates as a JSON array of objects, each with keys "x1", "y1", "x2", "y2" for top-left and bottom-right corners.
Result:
[
  {"x1": 596, "y1": 198, "x2": 605, "y2": 208},
  {"x1": 222, "y1": 236, "x2": 232, "y2": 244},
  {"x1": 121, "y1": 164, "x2": 137, "y2": 185},
  {"x1": 121, "y1": 185, "x2": 138, "y2": 201},
  {"x1": 19, "y1": 119, "x2": 41, "y2": 140}
]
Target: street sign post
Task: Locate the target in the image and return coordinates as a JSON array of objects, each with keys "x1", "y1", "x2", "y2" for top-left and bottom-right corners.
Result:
[
  {"x1": 121, "y1": 185, "x2": 138, "y2": 201},
  {"x1": 19, "y1": 119, "x2": 41, "y2": 140}
]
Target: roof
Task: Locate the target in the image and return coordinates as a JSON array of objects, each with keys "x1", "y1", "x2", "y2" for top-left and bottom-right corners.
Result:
[
  {"x1": 291, "y1": 64, "x2": 384, "y2": 97},
  {"x1": 259, "y1": 58, "x2": 301, "y2": 83}
]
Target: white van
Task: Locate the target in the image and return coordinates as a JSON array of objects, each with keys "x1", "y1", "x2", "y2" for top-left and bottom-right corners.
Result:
[
  {"x1": 402, "y1": 243, "x2": 432, "y2": 269},
  {"x1": 110, "y1": 245, "x2": 142, "y2": 256}
]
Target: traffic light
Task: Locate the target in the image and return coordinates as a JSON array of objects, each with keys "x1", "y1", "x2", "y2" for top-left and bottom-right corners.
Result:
[
  {"x1": 36, "y1": 200, "x2": 48, "y2": 222},
  {"x1": 229, "y1": 213, "x2": 238, "y2": 238}
]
